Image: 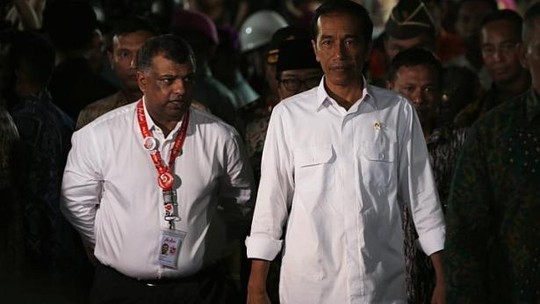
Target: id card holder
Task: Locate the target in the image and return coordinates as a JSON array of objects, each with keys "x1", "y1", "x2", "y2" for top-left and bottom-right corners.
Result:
[{"x1": 158, "y1": 229, "x2": 186, "y2": 269}]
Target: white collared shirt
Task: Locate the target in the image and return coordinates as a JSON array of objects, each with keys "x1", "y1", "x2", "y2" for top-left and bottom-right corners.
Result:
[
  {"x1": 246, "y1": 80, "x2": 445, "y2": 304},
  {"x1": 61, "y1": 99, "x2": 254, "y2": 279}
]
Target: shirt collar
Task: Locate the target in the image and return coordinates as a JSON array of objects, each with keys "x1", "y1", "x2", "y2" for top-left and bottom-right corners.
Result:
[
  {"x1": 142, "y1": 96, "x2": 188, "y2": 139},
  {"x1": 315, "y1": 76, "x2": 376, "y2": 111},
  {"x1": 527, "y1": 88, "x2": 540, "y2": 123}
]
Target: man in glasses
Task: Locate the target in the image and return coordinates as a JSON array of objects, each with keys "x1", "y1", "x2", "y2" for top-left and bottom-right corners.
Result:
[{"x1": 275, "y1": 38, "x2": 323, "y2": 100}]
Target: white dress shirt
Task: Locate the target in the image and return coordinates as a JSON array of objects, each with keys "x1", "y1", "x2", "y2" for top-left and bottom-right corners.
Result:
[
  {"x1": 61, "y1": 99, "x2": 254, "y2": 279},
  {"x1": 246, "y1": 80, "x2": 445, "y2": 304}
]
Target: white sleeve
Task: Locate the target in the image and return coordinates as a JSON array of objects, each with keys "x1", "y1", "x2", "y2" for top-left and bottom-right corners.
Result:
[
  {"x1": 398, "y1": 100, "x2": 445, "y2": 256},
  {"x1": 60, "y1": 128, "x2": 103, "y2": 246},
  {"x1": 246, "y1": 107, "x2": 294, "y2": 261}
]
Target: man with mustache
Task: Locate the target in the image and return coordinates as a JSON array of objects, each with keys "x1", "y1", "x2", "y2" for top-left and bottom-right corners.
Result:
[
  {"x1": 245, "y1": 1, "x2": 446, "y2": 303},
  {"x1": 61, "y1": 34, "x2": 254, "y2": 303}
]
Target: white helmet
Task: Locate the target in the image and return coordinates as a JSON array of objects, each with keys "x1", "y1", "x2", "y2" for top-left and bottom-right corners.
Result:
[{"x1": 239, "y1": 10, "x2": 288, "y2": 53}]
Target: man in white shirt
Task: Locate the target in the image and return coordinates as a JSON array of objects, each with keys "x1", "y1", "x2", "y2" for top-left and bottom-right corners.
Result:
[
  {"x1": 61, "y1": 34, "x2": 254, "y2": 303},
  {"x1": 245, "y1": 1, "x2": 446, "y2": 303}
]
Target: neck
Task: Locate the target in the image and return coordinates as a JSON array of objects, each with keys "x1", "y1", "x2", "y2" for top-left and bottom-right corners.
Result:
[
  {"x1": 152, "y1": 117, "x2": 179, "y2": 138},
  {"x1": 325, "y1": 81, "x2": 363, "y2": 110},
  {"x1": 496, "y1": 73, "x2": 531, "y2": 102}
]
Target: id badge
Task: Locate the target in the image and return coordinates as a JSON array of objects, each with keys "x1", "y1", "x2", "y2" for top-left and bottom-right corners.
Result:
[{"x1": 158, "y1": 229, "x2": 186, "y2": 269}]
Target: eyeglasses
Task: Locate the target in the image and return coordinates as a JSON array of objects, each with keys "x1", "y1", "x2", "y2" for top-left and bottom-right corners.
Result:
[{"x1": 278, "y1": 76, "x2": 321, "y2": 92}]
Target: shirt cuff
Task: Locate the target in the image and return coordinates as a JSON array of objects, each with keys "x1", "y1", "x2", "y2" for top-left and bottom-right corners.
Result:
[
  {"x1": 245, "y1": 235, "x2": 282, "y2": 260},
  {"x1": 417, "y1": 226, "x2": 445, "y2": 256}
]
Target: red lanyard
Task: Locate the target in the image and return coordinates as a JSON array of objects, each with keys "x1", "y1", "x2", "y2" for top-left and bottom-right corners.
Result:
[{"x1": 136, "y1": 100, "x2": 190, "y2": 191}]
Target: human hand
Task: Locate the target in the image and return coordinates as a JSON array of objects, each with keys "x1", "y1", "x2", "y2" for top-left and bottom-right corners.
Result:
[
  {"x1": 246, "y1": 288, "x2": 271, "y2": 304},
  {"x1": 431, "y1": 280, "x2": 446, "y2": 304}
]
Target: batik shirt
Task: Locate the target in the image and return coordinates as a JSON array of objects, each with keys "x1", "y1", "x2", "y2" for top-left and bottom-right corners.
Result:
[
  {"x1": 445, "y1": 88, "x2": 540, "y2": 303},
  {"x1": 10, "y1": 90, "x2": 80, "y2": 274},
  {"x1": 402, "y1": 125, "x2": 467, "y2": 304}
]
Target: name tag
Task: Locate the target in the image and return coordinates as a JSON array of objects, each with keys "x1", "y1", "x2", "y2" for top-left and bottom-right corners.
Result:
[{"x1": 158, "y1": 229, "x2": 186, "y2": 269}]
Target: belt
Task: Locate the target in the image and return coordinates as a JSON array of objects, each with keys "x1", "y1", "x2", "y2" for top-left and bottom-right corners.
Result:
[{"x1": 99, "y1": 262, "x2": 226, "y2": 287}]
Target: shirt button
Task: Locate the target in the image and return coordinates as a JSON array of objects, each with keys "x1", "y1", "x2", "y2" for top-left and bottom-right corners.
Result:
[{"x1": 379, "y1": 153, "x2": 385, "y2": 160}]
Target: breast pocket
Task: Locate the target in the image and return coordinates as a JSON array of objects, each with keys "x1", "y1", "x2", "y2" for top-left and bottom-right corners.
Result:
[
  {"x1": 360, "y1": 141, "x2": 396, "y2": 188},
  {"x1": 294, "y1": 145, "x2": 335, "y2": 192}
]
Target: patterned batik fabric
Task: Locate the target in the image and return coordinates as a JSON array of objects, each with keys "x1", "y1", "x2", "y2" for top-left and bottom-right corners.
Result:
[{"x1": 445, "y1": 89, "x2": 540, "y2": 303}]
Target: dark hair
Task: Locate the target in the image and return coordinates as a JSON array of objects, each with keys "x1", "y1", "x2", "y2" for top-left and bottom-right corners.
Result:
[
  {"x1": 111, "y1": 16, "x2": 160, "y2": 39},
  {"x1": 137, "y1": 34, "x2": 196, "y2": 71},
  {"x1": 310, "y1": 0, "x2": 373, "y2": 43},
  {"x1": 42, "y1": 1, "x2": 97, "y2": 52},
  {"x1": 481, "y1": 9, "x2": 523, "y2": 39},
  {"x1": 388, "y1": 47, "x2": 443, "y2": 84},
  {"x1": 9, "y1": 31, "x2": 55, "y2": 85},
  {"x1": 107, "y1": 16, "x2": 160, "y2": 52},
  {"x1": 523, "y1": 2, "x2": 540, "y2": 42}
]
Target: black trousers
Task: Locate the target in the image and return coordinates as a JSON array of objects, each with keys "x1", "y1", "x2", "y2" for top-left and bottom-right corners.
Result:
[{"x1": 91, "y1": 262, "x2": 239, "y2": 304}]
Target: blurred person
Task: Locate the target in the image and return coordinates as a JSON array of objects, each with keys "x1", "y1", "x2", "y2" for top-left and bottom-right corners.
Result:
[
  {"x1": 76, "y1": 15, "x2": 159, "y2": 130},
  {"x1": 239, "y1": 10, "x2": 288, "y2": 95},
  {"x1": 237, "y1": 25, "x2": 309, "y2": 138},
  {"x1": 444, "y1": 3, "x2": 540, "y2": 302},
  {"x1": 43, "y1": 0, "x2": 117, "y2": 121},
  {"x1": 368, "y1": 0, "x2": 437, "y2": 86},
  {"x1": 387, "y1": 47, "x2": 467, "y2": 304},
  {"x1": 245, "y1": 1, "x2": 445, "y2": 303},
  {"x1": 439, "y1": 66, "x2": 483, "y2": 127},
  {"x1": 4, "y1": 0, "x2": 45, "y2": 30},
  {"x1": 61, "y1": 34, "x2": 254, "y2": 304},
  {"x1": 187, "y1": 0, "x2": 249, "y2": 29},
  {"x1": 454, "y1": 9, "x2": 530, "y2": 127},
  {"x1": 449, "y1": 0, "x2": 498, "y2": 89},
  {"x1": 387, "y1": 48, "x2": 442, "y2": 138},
  {"x1": 210, "y1": 26, "x2": 259, "y2": 110},
  {"x1": 0, "y1": 102, "x2": 24, "y2": 297},
  {"x1": 171, "y1": 8, "x2": 238, "y2": 127},
  {"x1": 5, "y1": 30, "x2": 91, "y2": 303}
]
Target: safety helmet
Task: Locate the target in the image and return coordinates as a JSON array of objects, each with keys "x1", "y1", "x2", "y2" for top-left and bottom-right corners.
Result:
[{"x1": 239, "y1": 10, "x2": 288, "y2": 53}]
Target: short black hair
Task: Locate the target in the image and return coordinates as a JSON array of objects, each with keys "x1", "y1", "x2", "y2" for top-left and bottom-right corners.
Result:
[
  {"x1": 388, "y1": 47, "x2": 443, "y2": 85},
  {"x1": 310, "y1": 0, "x2": 373, "y2": 43},
  {"x1": 108, "y1": 16, "x2": 160, "y2": 52},
  {"x1": 481, "y1": 9, "x2": 523, "y2": 39},
  {"x1": 111, "y1": 16, "x2": 160, "y2": 39},
  {"x1": 42, "y1": 1, "x2": 97, "y2": 52},
  {"x1": 9, "y1": 31, "x2": 55, "y2": 85},
  {"x1": 137, "y1": 34, "x2": 196, "y2": 71},
  {"x1": 523, "y1": 2, "x2": 540, "y2": 42}
]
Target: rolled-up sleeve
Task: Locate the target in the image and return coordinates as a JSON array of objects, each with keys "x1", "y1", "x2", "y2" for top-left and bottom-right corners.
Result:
[
  {"x1": 246, "y1": 107, "x2": 294, "y2": 261},
  {"x1": 398, "y1": 103, "x2": 446, "y2": 256},
  {"x1": 60, "y1": 128, "x2": 103, "y2": 246}
]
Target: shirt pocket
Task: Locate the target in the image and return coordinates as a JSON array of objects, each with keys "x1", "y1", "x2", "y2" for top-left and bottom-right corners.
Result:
[
  {"x1": 360, "y1": 141, "x2": 396, "y2": 188},
  {"x1": 294, "y1": 145, "x2": 335, "y2": 192}
]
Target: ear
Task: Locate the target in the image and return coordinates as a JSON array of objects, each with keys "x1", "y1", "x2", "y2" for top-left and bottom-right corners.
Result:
[
  {"x1": 311, "y1": 39, "x2": 320, "y2": 62},
  {"x1": 136, "y1": 70, "x2": 147, "y2": 93},
  {"x1": 518, "y1": 42, "x2": 529, "y2": 69},
  {"x1": 107, "y1": 50, "x2": 114, "y2": 69},
  {"x1": 386, "y1": 79, "x2": 394, "y2": 90}
]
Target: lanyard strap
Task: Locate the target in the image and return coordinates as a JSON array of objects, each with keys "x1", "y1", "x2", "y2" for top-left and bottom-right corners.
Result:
[{"x1": 136, "y1": 99, "x2": 190, "y2": 191}]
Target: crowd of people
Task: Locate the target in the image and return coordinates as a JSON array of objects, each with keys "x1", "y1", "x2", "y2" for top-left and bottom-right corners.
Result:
[{"x1": 0, "y1": 0, "x2": 539, "y2": 303}]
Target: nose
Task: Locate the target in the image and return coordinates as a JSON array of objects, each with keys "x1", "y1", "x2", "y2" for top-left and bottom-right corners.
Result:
[
  {"x1": 129, "y1": 56, "x2": 137, "y2": 69},
  {"x1": 334, "y1": 41, "x2": 346, "y2": 58},
  {"x1": 411, "y1": 90, "x2": 423, "y2": 106},
  {"x1": 172, "y1": 79, "x2": 185, "y2": 94}
]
